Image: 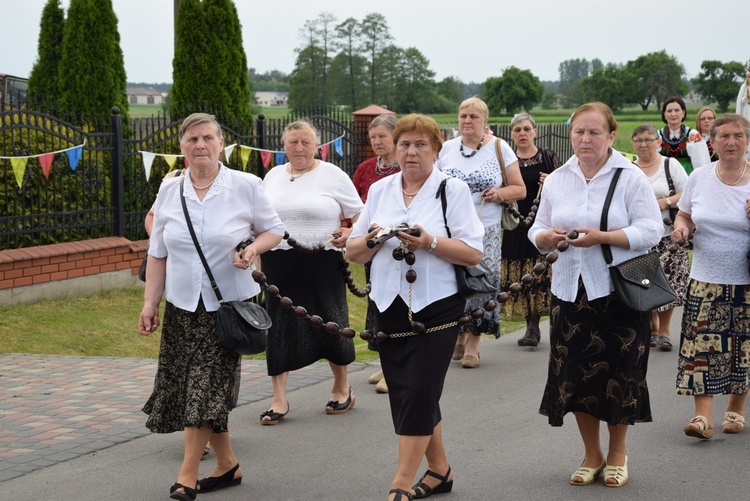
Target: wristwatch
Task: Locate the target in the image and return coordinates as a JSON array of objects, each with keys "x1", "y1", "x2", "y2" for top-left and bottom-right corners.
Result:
[
  {"x1": 428, "y1": 236, "x2": 438, "y2": 252},
  {"x1": 666, "y1": 198, "x2": 672, "y2": 206}
]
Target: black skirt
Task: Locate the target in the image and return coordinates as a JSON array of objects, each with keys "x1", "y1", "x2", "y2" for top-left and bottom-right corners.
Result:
[
  {"x1": 377, "y1": 294, "x2": 464, "y2": 435},
  {"x1": 540, "y1": 281, "x2": 653, "y2": 427},
  {"x1": 263, "y1": 249, "x2": 355, "y2": 376}
]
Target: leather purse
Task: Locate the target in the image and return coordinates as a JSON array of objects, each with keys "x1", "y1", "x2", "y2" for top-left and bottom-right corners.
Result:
[
  {"x1": 437, "y1": 179, "x2": 497, "y2": 300},
  {"x1": 495, "y1": 140, "x2": 520, "y2": 231},
  {"x1": 180, "y1": 179, "x2": 269, "y2": 355},
  {"x1": 600, "y1": 169, "x2": 676, "y2": 312}
]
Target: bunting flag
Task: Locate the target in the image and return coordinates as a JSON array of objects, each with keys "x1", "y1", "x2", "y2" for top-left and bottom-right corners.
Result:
[
  {"x1": 320, "y1": 144, "x2": 329, "y2": 161},
  {"x1": 275, "y1": 152, "x2": 285, "y2": 165},
  {"x1": 141, "y1": 152, "x2": 156, "y2": 181},
  {"x1": 334, "y1": 137, "x2": 343, "y2": 158},
  {"x1": 66, "y1": 145, "x2": 83, "y2": 171},
  {"x1": 0, "y1": 140, "x2": 87, "y2": 187},
  {"x1": 10, "y1": 157, "x2": 28, "y2": 188},
  {"x1": 260, "y1": 150, "x2": 272, "y2": 168},
  {"x1": 224, "y1": 144, "x2": 236, "y2": 162},
  {"x1": 239, "y1": 145, "x2": 251, "y2": 168},
  {"x1": 163, "y1": 155, "x2": 178, "y2": 170},
  {"x1": 38, "y1": 153, "x2": 55, "y2": 179}
]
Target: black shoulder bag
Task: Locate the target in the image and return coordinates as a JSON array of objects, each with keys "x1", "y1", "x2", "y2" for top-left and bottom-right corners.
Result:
[
  {"x1": 437, "y1": 179, "x2": 497, "y2": 300},
  {"x1": 663, "y1": 158, "x2": 679, "y2": 222},
  {"x1": 600, "y1": 168, "x2": 676, "y2": 312},
  {"x1": 180, "y1": 178, "x2": 270, "y2": 355}
]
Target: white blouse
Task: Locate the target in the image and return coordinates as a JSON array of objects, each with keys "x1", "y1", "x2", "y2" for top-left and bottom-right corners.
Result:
[
  {"x1": 528, "y1": 150, "x2": 663, "y2": 302},
  {"x1": 263, "y1": 161, "x2": 363, "y2": 251},
  {"x1": 149, "y1": 164, "x2": 286, "y2": 312},
  {"x1": 678, "y1": 162, "x2": 750, "y2": 285},
  {"x1": 436, "y1": 136, "x2": 518, "y2": 227},
  {"x1": 350, "y1": 169, "x2": 484, "y2": 313},
  {"x1": 640, "y1": 156, "x2": 688, "y2": 237}
]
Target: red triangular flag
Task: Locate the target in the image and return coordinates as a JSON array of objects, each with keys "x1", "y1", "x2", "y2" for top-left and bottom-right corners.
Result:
[
  {"x1": 38, "y1": 153, "x2": 55, "y2": 179},
  {"x1": 260, "y1": 151, "x2": 272, "y2": 168},
  {"x1": 320, "y1": 144, "x2": 329, "y2": 161}
]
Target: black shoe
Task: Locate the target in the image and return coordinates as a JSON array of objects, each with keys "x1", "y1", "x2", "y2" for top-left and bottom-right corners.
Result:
[
  {"x1": 517, "y1": 329, "x2": 539, "y2": 347},
  {"x1": 390, "y1": 488, "x2": 414, "y2": 500},
  {"x1": 198, "y1": 463, "x2": 242, "y2": 493},
  {"x1": 325, "y1": 386, "x2": 355, "y2": 415},
  {"x1": 412, "y1": 466, "x2": 453, "y2": 499},
  {"x1": 260, "y1": 402, "x2": 289, "y2": 425},
  {"x1": 169, "y1": 482, "x2": 197, "y2": 501}
]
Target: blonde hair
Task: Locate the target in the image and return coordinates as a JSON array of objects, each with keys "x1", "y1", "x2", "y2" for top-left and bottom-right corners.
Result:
[
  {"x1": 282, "y1": 120, "x2": 320, "y2": 145},
  {"x1": 458, "y1": 97, "x2": 489, "y2": 122},
  {"x1": 569, "y1": 102, "x2": 618, "y2": 134},
  {"x1": 695, "y1": 106, "x2": 716, "y2": 135}
]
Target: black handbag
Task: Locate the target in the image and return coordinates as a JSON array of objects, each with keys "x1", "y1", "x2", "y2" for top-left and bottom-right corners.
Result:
[
  {"x1": 180, "y1": 179, "x2": 269, "y2": 355},
  {"x1": 138, "y1": 253, "x2": 148, "y2": 282},
  {"x1": 600, "y1": 168, "x2": 677, "y2": 312},
  {"x1": 437, "y1": 179, "x2": 497, "y2": 300}
]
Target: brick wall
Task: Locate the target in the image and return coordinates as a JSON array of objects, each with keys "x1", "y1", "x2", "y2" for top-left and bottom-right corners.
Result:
[{"x1": 0, "y1": 238, "x2": 148, "y2": 304}]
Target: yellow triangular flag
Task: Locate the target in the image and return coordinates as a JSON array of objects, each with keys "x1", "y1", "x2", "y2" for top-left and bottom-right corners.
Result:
[
  {"x1": 163, "y1": 155, "x2": 178, "y2": 169},
  {"x1": 239, "y1": 145, "x2": 251, "y2": 168},
  {"x1": 10, "y1": 157, "x2": 29, "y2": 188}
]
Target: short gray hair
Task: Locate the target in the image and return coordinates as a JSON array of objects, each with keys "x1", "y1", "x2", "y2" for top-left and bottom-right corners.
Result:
[
  {"x1": 510, "y1": 113, "x2": 536, "y2": 129},
  {"x1": 631, "y1": 124, "x2": 659, "y2": 140},
  {"x1": 282, "y1": 120, "x2": 320, "y2": 145},
  {"x1": 369, "y1": 114, "x2": 398, "y2": 132},
  {"x1": 710, "y1": 113, "x2": 750, "y2": 142},
  {"x1": 179, "y1": 113, "x2": 222, "y2": 141}
]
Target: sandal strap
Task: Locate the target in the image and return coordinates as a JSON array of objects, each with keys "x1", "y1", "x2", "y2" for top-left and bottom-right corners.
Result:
[
  {"x1": 724, "y1": 412, "x2": 745, "y2": 424},
  {"x1": 689, "y1": 415, "x2": 710, "y2": 429},
  {"x1": 389, "y1": 488, "x2": 413, "y2": 500},
  {"x1": 413, "y1": 466, "x2": 451, "y2": 496}
]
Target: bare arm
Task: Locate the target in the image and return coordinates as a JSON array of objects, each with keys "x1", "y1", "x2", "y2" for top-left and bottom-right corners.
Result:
[
  {"x1": 138, "y1": 256, "x2": 166, "y2": 335},
  {"x1": 398, "y1": 226, "x2": 482, "y2": 267}
]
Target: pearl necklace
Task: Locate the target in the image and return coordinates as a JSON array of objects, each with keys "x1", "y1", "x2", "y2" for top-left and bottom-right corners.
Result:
[
  {"x1": 716, "y1": 160, "x2": 748, "y2": 186},
  {"x1": 636, "y1": 155, "x2": 660, "y2": 170},
  {"x1": 190, "y1": 173, "x2": 217, "y2": 190},
  {"x1": 460, "y1": 134, "x2": 485, "y2": 158}
]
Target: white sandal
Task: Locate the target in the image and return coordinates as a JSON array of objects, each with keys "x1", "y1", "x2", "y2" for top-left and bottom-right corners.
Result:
[
  {"x1": 722, "y1": 412, "x2": 745, "y2": 434},
  {"x1": 684, "y1": 415, "x2": 714, "y2": 439},
  {"x1": 570, "y1": 458, "x2": 606, "y2": 485},
  {"x1": 604, "y1": 454, "x2": 628, "y2": 488}
]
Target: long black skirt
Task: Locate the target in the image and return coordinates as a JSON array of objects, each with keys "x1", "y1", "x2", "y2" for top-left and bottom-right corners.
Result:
[
  {"x1": 143, "y1": 298, "x2": 241, "y2": 434},
  {"x1": 377, "y1": 294, "x2": 464, "y2": 435},
  {"x1": 263, "y1": 249, "x2": 355, "y2": 376},
  {"x1": 540, "y1": 282, "x2": 653, "y2": 427}
]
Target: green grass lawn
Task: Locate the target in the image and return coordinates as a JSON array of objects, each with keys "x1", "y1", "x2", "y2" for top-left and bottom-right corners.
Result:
[{"x1": 0, "y1": 262, "x2": 524, "y2": 362}]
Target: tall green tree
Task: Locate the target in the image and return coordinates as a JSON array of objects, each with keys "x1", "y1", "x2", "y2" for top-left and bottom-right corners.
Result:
[
  {"x1": 394, "y1": 47, "x2": 437, "y2": 113},
  {"x1": 28, "y1": 0, "x2": 65, "y2": 103},
  {"x1": 625, "y1": 51, "x2": 687, "y2": 110},
  {"x1": 483, "y1": 67, "x2": 544, "y2": 115},
  {"x1": 334, "y1": 17, "x2": 366, "y2": 110},
  {"x1": 558, "y1": 58, "x2": 591, "y2": 107},
  {"x1": 57, "y1": 0, "x2": 128, "y2": 123},
  {"x1": 172, "y1": 0, "x2": 209, "y2": 110},
  {"x1": 694, "y1": 60, "x2": 746, "y2": 112},
  {"x1": 359, "y1": 13, "x2": 393, "y2": 104},
  {"x1": 288, "y1": 44, "x2": 328, "y2": 110},
  {"x1": 581, "y1": 64, "x2": 632, "y2": 112},
  {"x1": 437, "y1": 76, "x2": 463, "y2": 106}
]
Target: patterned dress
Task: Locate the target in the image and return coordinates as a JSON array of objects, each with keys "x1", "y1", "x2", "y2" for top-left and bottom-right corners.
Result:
[{"x1": 501, "y1": 148, "x2": 559, "y2": 318}]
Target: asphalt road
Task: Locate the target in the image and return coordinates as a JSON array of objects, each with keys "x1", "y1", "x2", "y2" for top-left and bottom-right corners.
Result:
[{"x1": 3, "y1": 308, "x2": 748, "y2": 501}]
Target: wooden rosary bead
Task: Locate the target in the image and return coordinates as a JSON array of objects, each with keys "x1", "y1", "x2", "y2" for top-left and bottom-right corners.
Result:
[
  {"x1": 405, "y1": 269, "x2": 417, "y2": 283},
  {"x1": 266, "y1": 285, "x2": 280, "y2": 296},
  {"x1": 325, "y1": 322, "x2": 340, "y2": 334},
  {"x1": 676, "y1": 237, "x2": 686, "y2": 246},
  {"x1": 340, "y1": 260, "x2": 350, "y2": 269},
  {"x1": 532, "y1": 198, "x2": 540, "y2": 205},
  {"x1": 484, "y1": 299, "x2": 497, "y2": 311},
  {"x1": 544, "y1": 251, "x2": 558, "y2": 264},
  {"x1": 533, "y1": 262, "x2": 547, "y2": 275},
  {"x1": 341, "y1": 327, "x2": 356, "y2": 339},
  {"x1": 392, "y1": 247, "x2": 407, "y2": 260},
  {"x1": 252, "y1": 270, "x2": 266, "y2": 284},
  {"x1": 309, "y1": 315, "x2": 324, "y2": 327},
  {"x1": 667, "y1": 243, "x2": 678, "y2": 253},
  {"x1": 556, "y1": 240, "x2": 569, "y2": 252},
  {"x1": 287, "y1": 237, "x2": 297, "y2": 247},
  {"x1": 376, "y1": 331, "x2": 389, "y2": 341},
  {"x1": 342, "y1": 268, "x2": 352, "y2": 277},
  {"x1": 567, "y1": 229, "x2": 579, "y2": 240},
  {"x1": 279, "y1": 297, "x2": 293, "y2": 308},
  {"x1": 509, "y1": 282, "x2": 522, "y2": 294},
  {"x1": 404, "y1": 252, "x2": 416, "y2": 265},
  {"x1": 497, "y1": 291, "x2": 510, "y2": 303},
  {"x1": 521, "y1": 273, "x2": 534, "y2": 285},
  {"x1": 359, "y1": 330, "x2": 374, "y2": 341},
  {"x1": 293, "y1": 306, "x2": 308, "y2": 317},
  {"x1": 458, "y1": 314, "x2": 472, "y2": 324},
  {"x1": 663, "y1": 217, "x2": 673, "y2": 226},
  {"x1": 471, "y1": 307, "x2": 485, "y2": 319}
]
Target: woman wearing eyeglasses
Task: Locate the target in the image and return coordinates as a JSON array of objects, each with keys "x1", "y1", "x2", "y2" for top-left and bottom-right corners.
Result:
[
  {"x1": 501, "y1": 113, "x2": 560, "y2": 347},
  {"x1": 632, "y1": 124, "x2": 689, "y2": 351}
]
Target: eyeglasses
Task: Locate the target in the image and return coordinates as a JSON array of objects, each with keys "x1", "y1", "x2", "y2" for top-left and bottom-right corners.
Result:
[
  {"x1": 512, "y1": 126, "x2": 534, "y2": 133},
  {"x1": 632, "y1": 138, "x2": 658, "y2": 145}
]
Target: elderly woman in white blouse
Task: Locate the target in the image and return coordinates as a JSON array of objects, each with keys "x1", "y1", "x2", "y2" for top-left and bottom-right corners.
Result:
[
  {"x1": 348, "y1": 114, "x2": 484, "y2": 501},
  {"x1": 529, "y1": 103, "x2": 662, "y2": 488},
  {"x1": 140, "y1": 113, "x2": 285, "y2": 500}
]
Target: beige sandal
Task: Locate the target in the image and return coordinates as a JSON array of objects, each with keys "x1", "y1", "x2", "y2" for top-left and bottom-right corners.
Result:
[
  {"x1": 452, "y1": 344, "x2": 465, "y2": 361},
  {"x1": 570, "y1": 458, "x2": 606, "y2": 486},
  {"x1": 722, "y1": 412, "x2": 745, "y2": 434},
  {"x1": 684, "y1": 415, "x2": 714, "y2": 439},
  {"x1": 604, "y1": 454, "x2": 628, "y2": 488},
  {"x1": 367, "y1": 370, "x2": 384, "y2": 384}
]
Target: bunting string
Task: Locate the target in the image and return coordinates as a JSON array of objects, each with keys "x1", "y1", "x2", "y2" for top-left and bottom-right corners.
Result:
[{"x1": 1, "y1": 140, "x2": 87, "y2": 187}]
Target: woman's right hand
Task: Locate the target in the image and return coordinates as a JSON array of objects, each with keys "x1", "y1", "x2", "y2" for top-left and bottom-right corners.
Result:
[
  {"x1": 139, "y1": 304, "x2": 160, "y2": 336},
  {"x1": 536, "y1": 228, "x2": 568, "y2": 251}
]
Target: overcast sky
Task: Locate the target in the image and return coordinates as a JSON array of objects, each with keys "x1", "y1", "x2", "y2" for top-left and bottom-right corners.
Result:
[{"x1": 3, "y1": 0, "x2": 748, "y2": 85}]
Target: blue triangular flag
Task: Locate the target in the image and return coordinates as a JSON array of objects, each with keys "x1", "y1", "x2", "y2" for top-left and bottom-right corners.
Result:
[
  {"x1": 67, "y1": 145, "x2": 83, "y2": 170},
  {"x1": 334, "y1": 137, "x2": 344, "y2": 158},
  {"x1": 275, "y1": 152, "x2": 286, "y2": 165}
]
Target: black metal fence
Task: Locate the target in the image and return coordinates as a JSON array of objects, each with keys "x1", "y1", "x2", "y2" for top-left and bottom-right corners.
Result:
[
  {"x1": 0, "y1": 102, "x2": 368, "y2": 250},
  {"x1": 0, "y1": 101, "x2": 572, "y2": 251}
]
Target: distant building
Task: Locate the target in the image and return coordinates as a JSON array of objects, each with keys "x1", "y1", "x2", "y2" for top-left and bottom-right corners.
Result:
[
  {"x1": 254, "y1": 91, "x2": 288, "y2": 106},
  {"x1": 127, "y1": 86, "x2": 164, "y2": 105}
]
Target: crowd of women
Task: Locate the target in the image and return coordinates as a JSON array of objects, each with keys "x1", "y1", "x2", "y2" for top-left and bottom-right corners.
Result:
[{"x1": 139, "y1": 96, "x2": 750, "y2": 499}]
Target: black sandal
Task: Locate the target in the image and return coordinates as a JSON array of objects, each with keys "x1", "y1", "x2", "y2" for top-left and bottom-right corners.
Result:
[
  {"x1": 198, "y1": 463, "x2": 242, "y2": 493},
  {"x1": 389, "y1": 488, "x2": 413, "y2": 500},
  {"x1": 412, "y1": 466, "x2": 453, "y2": 499},
  {"x1": 325, "y1": 386, "x2": 355, "y2": 415},
  {"x1": 260, "y1": 402, "x2": 289, "y2": 425},
  {"x1": 169, "y1": 482, "x2": 197, "y2": 501}
]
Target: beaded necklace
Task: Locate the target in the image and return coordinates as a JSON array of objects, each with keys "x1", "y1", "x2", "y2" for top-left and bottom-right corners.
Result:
[
  {"x1": 375, "y1": 157, "x2": 399, "y2": 176},
  {"x1": 460, "y1": 134, "x2": 485, "y2": 158},
  {"x1": 661, "y1": 125, "x2": 690, "y2": 158}
]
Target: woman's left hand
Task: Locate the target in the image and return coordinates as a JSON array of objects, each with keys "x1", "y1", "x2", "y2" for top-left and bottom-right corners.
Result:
[
  {"x1": 331, "y1": 227, "x2": 352, "y2": 248},
  {"x1": 481, "y1": 187, "x2": 504, "y2": 204},
  {"x1": 566, "y1": 228, "x2": 602, "y2": 248},
  {"x1": 397, "y1": 224, "x2": 428, "y2": 251},
  {"x1": 233, "y1": 244, "x2": 257, "y2": 270}
]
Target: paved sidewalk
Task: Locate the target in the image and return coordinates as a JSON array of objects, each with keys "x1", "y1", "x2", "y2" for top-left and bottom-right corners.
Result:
[{"x1": 0, "y1": 354, "x2": 363, "y2": 482}]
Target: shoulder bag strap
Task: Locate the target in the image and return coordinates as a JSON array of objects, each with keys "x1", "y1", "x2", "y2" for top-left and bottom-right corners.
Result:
[
  {"x1": 663, "y1": 158, "x2": 676, "y2": 196},
  {"x1": 540, "y1": 147, "x2": 552, "y2": 173},
  {"x1": 495, "y1": 139, "x2": 508, "y2": 187},
  {"x1": 436, "y1": 178, "x2": 452, "y2": 238},
  {"x1": 180, "y1": 178, "x2": 224, "y2": 302},
  {"x1": 599, "y1": 168, "x2": 624, "y2": 266}
]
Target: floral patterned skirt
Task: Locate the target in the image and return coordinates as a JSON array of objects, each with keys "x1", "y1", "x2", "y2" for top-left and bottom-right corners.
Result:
[
  {"x1": 654, "y1": 236, "x2": 689, "y2": 312},
  {"x1": 143, "y1": 298, "x2": 241, "y2": 434},
  {"x1": 676, "y1": 280, "x2": 750, "y2": 396},
  {"x1": 462, "y1": 222, "x2": 502, "y2": 337},
  {"x1": 500, "y1": 255, "x2": 551, "y2": 319}
]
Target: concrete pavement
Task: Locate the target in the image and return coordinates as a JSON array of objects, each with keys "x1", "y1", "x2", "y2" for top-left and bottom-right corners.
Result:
[{"x1": 2, "y1": 309, "x2": 748, "y2": 500}]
